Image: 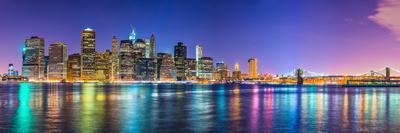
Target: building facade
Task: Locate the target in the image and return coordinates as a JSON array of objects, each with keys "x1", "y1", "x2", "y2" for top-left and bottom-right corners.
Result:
[
  {"x1": 157, "y1": 53, "x2": 176, "y2": 81},
  {"x1": 119, "y1": 40, "x2": 134, "y2": 81},
  {"x1": 48, "y1": 42, "x2": 68, "y2": 81},
  {"x1": 174, "y1": 42, "x2": 187, "y2": 81},
  {"x1": 198, "y1": 57, "x2": 213, "y2": 80},
  {"x1": 232, "y1": 63, "x2": 241, "y2": 80},
  {"x1": 111, "y1": 36, "x2": 119, "y2": 81},
  {"x1": 248, "y1": 58, "x2": 258, "y2": 79},
  {"x1": 80, "y1": 28, "x2": 96, "y2": 81},
  {"x1": 195, "y1": 45, "x2": 203, "y2": 77},
  {"x1": 185, "y1": 58, "x2": 197, "y2": 81},
  {"x1": 136, "y1": 58, "x2": 157, "y2": 81},
  {"x1": 216, "y1": 62, "x2": 228, "y2": 81},
  {"x1": 22, "y1": 36, "x2": 45, "y2": 81},
  {"x1": 96, "y1": 50, "x2": 112, "y2": 81},
  {"x1": 67, "y1": 53, "x2": 81, "y2": 82}
]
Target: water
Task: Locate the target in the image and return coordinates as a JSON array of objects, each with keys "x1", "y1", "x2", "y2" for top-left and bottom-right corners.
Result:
[{"x1": 1, "y1": 83, "x2": 400, "y2": 132}]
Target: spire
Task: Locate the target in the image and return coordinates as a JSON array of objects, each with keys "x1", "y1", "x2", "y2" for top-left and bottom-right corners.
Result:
[{"x1": 129, "y1": 25, "x2": 136, "y2": 41}]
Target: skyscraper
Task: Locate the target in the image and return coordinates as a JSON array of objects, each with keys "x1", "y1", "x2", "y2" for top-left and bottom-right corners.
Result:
[
  {"x1": 216, "y1": 61, "x2": 228, "y2": 80},
  {"x1": 248, "y1": 58, "x2": 258, "y2": 79},
  {"x1": 80, "y1": 28, "x2": 96, "y2": 81},
  {"x1": 185, "y1": 58, "x2": 197, "y2": 81},
  {"x1": 174, "y1": 42, "x2": 187, "y2": 81},
  {"x1": 150, "y1": 34, "x2": 156, "y2": 58},
  {"x1": 232, "y1": 63, "x2": 241, "y2": 80},
  {"x1": 22, "y1": 36, "x2": 45, "y2": 81},
  {"x1": 8, "y1": 64, "x2": 18, "y2": 76},
  {"x1": 136, "y1": 58, "x2": 157, "y2": 81},
  {"x1": 48, "y1": 42, "x2": 68, "y2": 81},
  {"x1": 198, "y1": 57, "x2": 213, "y2": 80},
  {"x1": 195, "y1": 45, "x2": 203, "y2": 77},
  {"x1": 111, "y1": 36, "x2": 119, "y2": 81},
  {"x1": 129, "y1": 27, "x2": 136, "y2": 41},
  {"x1": 119, "y1": 40, "x2": 134, "y2": 81},
  {"x1": 96, "y1": 50, "x2": 112, "y2": 81},
  {"x1": 157, "y1": 53, "x2": 177, "y2": 81},
  {"x1": 67, "y1": 53, "x2": 81, "y2": 82}
]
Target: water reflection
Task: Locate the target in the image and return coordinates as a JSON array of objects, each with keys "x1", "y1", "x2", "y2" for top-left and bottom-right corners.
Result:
[{"x1": 1, "y1": 83, "x2": 400, "y2": 132}]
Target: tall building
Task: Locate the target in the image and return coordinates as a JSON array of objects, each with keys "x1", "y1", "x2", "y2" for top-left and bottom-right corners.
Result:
[
  {"x1": 80, "y1": 28, "x2": 96, "y2": 81},
  {"x1": 198, "y1": 57, "x2": 213, "y2": 80},
  {"x1": 67, "y1": 53, "x2": 81, "y2": 82},
  {"x1": 44, "y1": 56, "x2": 49, "y2": 80},
  {"x1": 195, "y1": 45, "x2": 203, "y2": 77},
  {"x1": 149, "y1": 34, "x2": 156, "y2": 58},
  {"x1": 111, "y1": 36, "x2": 119, "y2": 81},
  {"x1": 136, "y1": 58, "x2": 157, "y2": 81},
  {"x1": 129, "y1": 27, "x2": 136, "y2": 41},
  {"x1": 248, "y1": 58, "x2": 258, "y2": 79},
  {"x1": 232, "y1": 63, "x2": 241, "y2": 80},
  {"x1": 22, "y1": 36, "x2": 45, "y2": 81},
  {"x1": 157, "y1": 53, "x2": 176, "y2": 81},
  {"x1": 216, "y1": 61, "x2": 228, "y2": 80},
  {"x1": 133, "y1": 39, "x2": 147, "y2": 58},
  {"x1": 174, "y1": 42, "x2": 187, "y2": 81},
  {"x1": 119, "y1": 40, "x2": 134, "y2": 81},
  {"x1": 185, "y1": 58, "x2": 197, "y2": 81},
  {"x1": 48, "y1": 42, "x2": 68, "y2": 81},
  {"x1": 8, "y1": 64, "x2": 18, "y2": 76},
  {"x1": 96, "y1": 50, "x2": 112, "y2": 81}
]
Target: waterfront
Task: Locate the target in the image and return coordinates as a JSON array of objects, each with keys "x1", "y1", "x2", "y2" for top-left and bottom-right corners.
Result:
[{"x1": 1, "y1": 83, "x2": 400, "y2": 132}]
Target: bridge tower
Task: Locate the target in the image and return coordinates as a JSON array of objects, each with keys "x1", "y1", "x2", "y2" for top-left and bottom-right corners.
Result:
[
  {"x1": 386, "y1": 67, "x2": 390, "y2": 81},
  {"x1": 296, "y1": 68, "x2": 304, "y2": 85}
]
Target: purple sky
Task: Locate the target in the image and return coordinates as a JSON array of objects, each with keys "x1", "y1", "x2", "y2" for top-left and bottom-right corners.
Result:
[{"x1": 0, "y1": 0, "x2": 400, "y2": 75}]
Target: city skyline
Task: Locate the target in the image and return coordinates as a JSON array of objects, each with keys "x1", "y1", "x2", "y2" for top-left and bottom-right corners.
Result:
[{"x1": 1, "y1": 0, "x2": 400, "y2": 75}]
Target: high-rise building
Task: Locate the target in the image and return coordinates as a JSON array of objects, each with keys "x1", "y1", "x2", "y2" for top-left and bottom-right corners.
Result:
[
  {"x1": 8, "y1": 64, "x2": 18, "y2": 76},
  {"x1": 232, "y1": 63, "x2": 241, "y2": 80},
  {"x1": 44, "y1": 56, "x2": 49, "y2": 80},
  {"x1": 67, "y1": 53, "x2": 81, "y2": 82},
  {"x1": 157, "y1": 53, "x2": 176, "y2": 81},
  {"x1": 174, "y1": 42, "x2": 187, "y2": 81},
  {"x1": 111, "y1": 36, "x2": 119, "y2": 81},
  {"x1": 198, "y1": 57, "x2": 213, "y2": 80},
  {"x1": 119, "y1": 40, "x2": 134, "y2": 81},
  {"x1": 185, "y1": 58, "x2": 197, "y2": 81},
  {"x1": 248, "y1": 58, "x2": 258, "y2": 79},
  {"x1": 216, "y1": 61, "x2": 228, "y2": 80},
  {"x1": 129, "y1": 27, "x2": 136, "y2": 41},
  {"x1": 195, "y1": 45, "x2": 203, "y2": 77},
  {"x1": 80, "y1": 28, "x2": 96, "y2": 81},
  {"x1": 22, "y1": 36, "x2": 45, "y2": 81},
  {"x1": 48, "y1": 42, "x2": 68, "y2": 81},
  {"x1": 96, "y1": 50, "x2": 112, "y2": 81},
  {"x1": 136, "y1": 58, "x2": 157, "y2": 81},
  {"x1": 149, "y1": 34, "x2": 156, "y2": 58},
  {"x1": 133, "y1": 39, "x2": 147, "y2": 58}
]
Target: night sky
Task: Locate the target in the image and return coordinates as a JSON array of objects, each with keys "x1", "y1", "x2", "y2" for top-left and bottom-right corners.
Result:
[{"x1": 1, "y1": 0, "x2": 399, "y2": 75}]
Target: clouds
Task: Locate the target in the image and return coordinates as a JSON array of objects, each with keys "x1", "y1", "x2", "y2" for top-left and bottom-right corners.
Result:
[{"x1": 369, "y1": 0, "x2": 400, "y2": 40}]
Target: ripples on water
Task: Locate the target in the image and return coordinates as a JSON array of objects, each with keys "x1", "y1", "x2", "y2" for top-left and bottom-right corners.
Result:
[{"x1": 0, "y1": 83, "x2": 400, "y2": 132}]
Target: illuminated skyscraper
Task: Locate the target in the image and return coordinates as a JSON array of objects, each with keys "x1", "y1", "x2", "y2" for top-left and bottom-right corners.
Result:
[
  {"x1": 111, "y1": 36, "x2": 119, "y2": 81},
  {"x1": 96, "y1": 50, "x2": 112, "y2": 81},
  {"x1": 157, "y1": 53, "x2": 176, "y2": 81},
  {"x1": 195, "y1": 45, "x2": 203, "y2": 77},
  {"x1": 136, "y1": 58, "x2": 157, "y2": 81},
  {"x1": 22, "y1": 36, "x2": 45, "y2": 81},
  {"x1": 150, "y1": 34, "x2": 156, "y2": 58},
  {"x1": 198, "y1": 57, "x2": 213, "y2": 80},
  {"x1": 48, "y1": 42, "x2": 68, "y2": 81},
  {"x1": 232, "y1": 63, "x2": 241, "y2": 80},
  {"x1": 248, "y1": 58, "x2": 258, "y2": 79},
  {"x1": 185, "y1": 58, "x2": 197, "y2": 81},
  {"x1": 8, "y1": 64, "x2": 18, "y2": 76},
  {"x1": 119, "y1": 40, "x2": 134, "y2": 81},
  {"x1": 67, "y1": 53, "x2": 81, "y2": 82},
  {"x1": 216, "y1": 61, "x2": 228, "y2": 80},
  {"x1": 129, "y1": 27, "x2": 136, "y2": 41},
  {"x1": 80, "y1": 28, "x2": 96, "y2": 81},
  {"x1": 174, "y1": 42, "x2": 187, "y2": 81}
]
